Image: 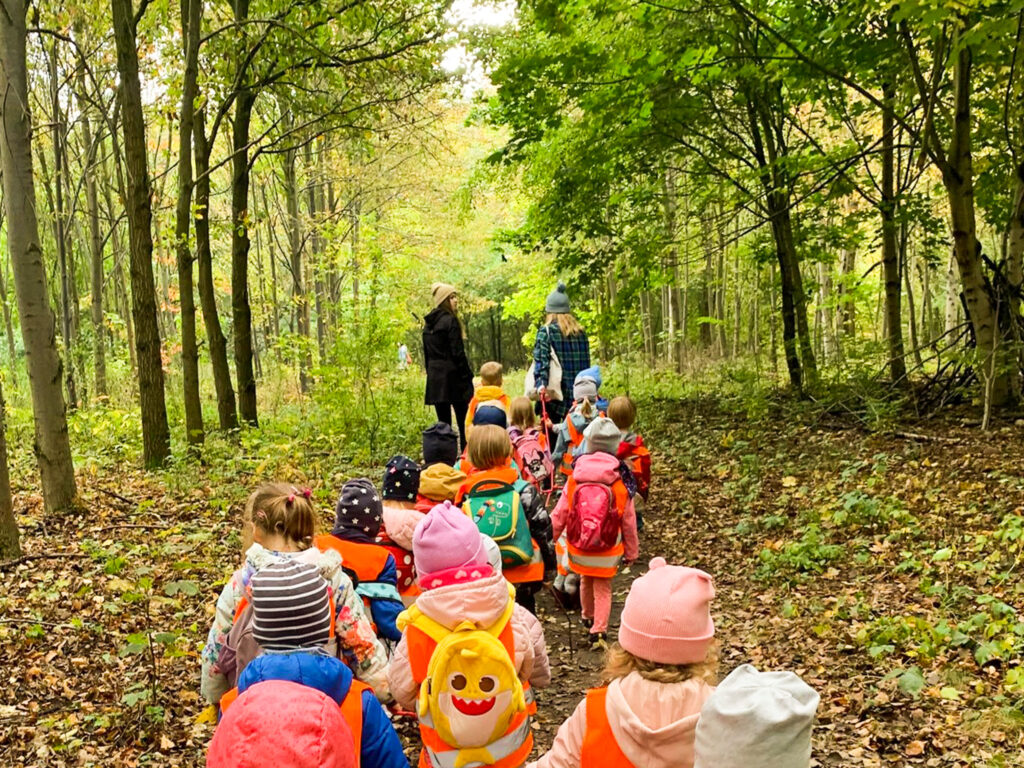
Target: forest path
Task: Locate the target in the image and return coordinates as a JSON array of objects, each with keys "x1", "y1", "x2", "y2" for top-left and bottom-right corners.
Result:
[{"x1": 2, "y1": 398, "x2": 1023, "y2": 766}]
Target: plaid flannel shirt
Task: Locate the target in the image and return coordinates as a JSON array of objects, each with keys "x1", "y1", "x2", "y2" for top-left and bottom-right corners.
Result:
[{"x1": 532, "y1": 323, "x2": 591, "y2": 421}]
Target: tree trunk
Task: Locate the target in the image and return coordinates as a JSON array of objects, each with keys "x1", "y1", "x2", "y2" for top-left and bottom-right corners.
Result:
[
  {"x1": 699, "y1": 215, "x2": 714, "y2": 348},
  {"x1": 0, "y1": 0, "x2": 78, "y2": 512},
  {"x1": 194, "y1": 109, "x2": 238, "y2": 431},
  {"x1": 111, "y1": 0, "x2": 171, "y2": 467},
  {"x1": 47, "y1": 45, "x2": 78, "y2": 409},
  {"x1": 902, "y1": 226, "x2": 923, "y2": 368},
  {"x1": 174, "y1": 0, "x2": 204, "y2": 446},
  {"x1": 283, "y1": 141, "x2": 310, "y2": 393},
  {"x1": 78, "y1": 73, "x2": 107, "y2": 399},
  {"x1": 0, "y1": 378, "x2": 17, "y2": 558},
  {"x1": 920, "y1": 255, "x2": 933, "y2": 345},
  {"x1": 840, "y1": 247, "x2": 856, "y2": 338},
  {"x1": 769, "y1": 261, "x2": 779, "y2": 377},
  {"x1": 231, "y1": 83, "x2": 258, "y2": 425},
  {"x1": 944, "y1": 43, "x2": 1007, "y2": 403},
  {"x1": 881, "y1": 83, "x2": 908, "y2": 385}
]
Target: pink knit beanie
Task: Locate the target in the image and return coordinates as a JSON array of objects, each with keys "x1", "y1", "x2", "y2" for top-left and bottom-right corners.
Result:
[
  {"x1": 618, "y1": 557, "x2": 715, "y2": 665},
  {"x1": 413, "y1": 501, "x2": 489, "y2": 584}
]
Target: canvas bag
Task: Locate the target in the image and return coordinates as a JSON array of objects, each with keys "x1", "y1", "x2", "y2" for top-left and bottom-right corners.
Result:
[{"x1": 525, "y1": 326, "x2": 563, "y2": 402}]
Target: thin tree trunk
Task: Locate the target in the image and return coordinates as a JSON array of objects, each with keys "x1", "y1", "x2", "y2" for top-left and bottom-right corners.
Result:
[
  {"x1": 194, "y1": 109, "x2": 238, "y2": 430},
  {"x1": 0, "y1": 0, "x2": 78, "y2": 512},
  {"x1": 47, "y1": 45, "x2": 78, "y2": 409},
  {"x1": 231, "y1": 84, "x2": 258, "y2": 425},
  {"x1": 733, "y1": 244, "x2": 742, "y2": 358},
  {"x1": 902, "y1": 225, "x2": 923, "y2": 368},
  {"x1": 111, "y1": 0, "x2": 171, "y2": 467},
  {"x1": 881, "y1": 82, "x2": 908, "y2": 385},
  {"x1": 0, "y1": 377, "x2": 16, "y2": 558},
  {"x1": 78, "y1": 71, "x2": 107, "y2": 399},
  {"x1": 0, "y1": 209, "x2": 17, "y2": 376},
  {"x1": 283, "y1": 141, "x2": 310, "y2": 393},
  {"x1": 174, "y1": 0, "x2": 204, "y2": 446},
  {"x1": 769, "y1": 262, "x2": 779, "y2": 378},
  {"x1": 920, "y1": 254, "x2": 933, "y2": 345},
  {"x1": 840, "y1": 247, "x2": 856, "y2": 338}
]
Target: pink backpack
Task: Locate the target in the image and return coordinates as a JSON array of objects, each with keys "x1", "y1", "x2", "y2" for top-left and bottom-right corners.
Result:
[
  {"x1": 512, "y1": 428, "x2": 554, "y2": 486},
  {"x1": 565, "y1": 476, "x2": 627, "y2": 552}
]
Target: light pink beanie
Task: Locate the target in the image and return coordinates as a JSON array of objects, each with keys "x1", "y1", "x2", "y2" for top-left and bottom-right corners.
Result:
[
  {"x1": 618, "y1": 557, "x2": 715, "y2": 665},
  {"x1": 413, "y1": 501, "x2": 488, "y2": 583}
]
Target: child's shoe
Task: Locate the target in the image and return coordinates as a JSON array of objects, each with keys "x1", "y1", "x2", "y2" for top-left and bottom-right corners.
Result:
[
  {"x1": 581, "y1": 616, "x2": 593, "y2": 630},
  {"x1": 589, "y1": 632, "x2": 607, "y2": 651}
]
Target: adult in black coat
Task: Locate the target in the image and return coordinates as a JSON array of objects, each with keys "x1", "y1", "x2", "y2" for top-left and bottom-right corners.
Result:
[{"x1": 422, "y1": 283, "x2": 473, "y2": 449}]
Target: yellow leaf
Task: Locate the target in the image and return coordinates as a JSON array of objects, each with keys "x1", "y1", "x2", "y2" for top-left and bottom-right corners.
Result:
[{"x1": 781, "y1": 476, "x2": 797, "y2": 487}]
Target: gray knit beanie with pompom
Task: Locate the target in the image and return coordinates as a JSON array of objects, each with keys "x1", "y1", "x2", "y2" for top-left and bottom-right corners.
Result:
[{"x1": 545, "y1": 281, "x2": 571, "y2": 314}]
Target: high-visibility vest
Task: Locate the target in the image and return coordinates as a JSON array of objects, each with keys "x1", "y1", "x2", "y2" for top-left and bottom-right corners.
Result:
[
  {"x1": 314, "y1": 535, "x2": 397, "y2": 627},
  {"x1": 220, "y1": 680, "x2": 372, "y2": 767},
  {"x1": 564, "y1": 476, "x2": 628, "y2": 578},
  {"x1": 404, "y1": 591, "x2": 535, "y2": 768},
  {"x1": 559, "y1": 410, "x2": 605, "y2": 477},
  {"x1": 617, "y1": 438, "x2": 651, "y2": 499},
  {"x1": 581, "y1": 687, "x2": 635, "y2": 768},
  {"x1": 467, "y1": 392, "x2": 511, "y2": 425}
]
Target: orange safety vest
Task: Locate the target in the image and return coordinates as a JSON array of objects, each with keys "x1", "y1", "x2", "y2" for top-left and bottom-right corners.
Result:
[
  {"x1": 457, "y1": 466, "x2": 545, "y2": 585},
  {"x1": 555, "y1": 534, "x2": 569, "y2": 578},
  {"x1": 618, "y1": 439, "x2": 651, "y2": 499},
  {"x1": 581, "y1": 687, "x2": 635, "y2": 768},
  {"x1": 559, "y1": 410, "x2": 606, "y2": 477},
  {"x1": 221, "y1": 680, "x2": 371, "y2": 766},
  {"x1": 467, "y1": 392, "x2": 511, "y2": 425},
  {"x1": 405, "y1": 604, "x2": 535, "y2": 768},
  {"x1": 564, "y1": 476, "x2": 628, "y2": 578},
  {"x1": 314, "y1": 535, "x2": 392, "y2": 585}
]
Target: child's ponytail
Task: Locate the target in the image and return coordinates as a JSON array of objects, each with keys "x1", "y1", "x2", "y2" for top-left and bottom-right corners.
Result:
[{"x1": 244, "y1": 483, "x2": 316, "y2": 550}]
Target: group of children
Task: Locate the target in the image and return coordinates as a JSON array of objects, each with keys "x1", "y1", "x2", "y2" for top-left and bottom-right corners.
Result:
[{"x1": 203, "y1": 362, "x2": 819, "y2": 768}]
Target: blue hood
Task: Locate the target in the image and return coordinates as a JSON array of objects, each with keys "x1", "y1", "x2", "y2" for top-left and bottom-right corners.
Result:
[{"x1": 238, "y1": 651, "x2": 353, "y2": 705}]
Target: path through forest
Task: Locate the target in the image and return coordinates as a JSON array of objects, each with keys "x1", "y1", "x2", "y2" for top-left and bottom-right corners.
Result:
[{"x1": 1, "y1": 398, "x2": 1022, "y2": 766}]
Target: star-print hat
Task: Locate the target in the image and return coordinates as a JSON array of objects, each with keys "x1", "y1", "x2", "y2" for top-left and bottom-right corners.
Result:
[
  {"x1": 332, "y1": 478, "x2": 382, "y2": 543},
  {"x1": 382, "y1": 455, "x2": 420, "y2": 502}
]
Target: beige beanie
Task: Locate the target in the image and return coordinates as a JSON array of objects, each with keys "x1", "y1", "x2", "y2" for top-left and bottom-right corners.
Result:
[{"x1": 431, "y1": 283, "x2": 457, "y2": 308}]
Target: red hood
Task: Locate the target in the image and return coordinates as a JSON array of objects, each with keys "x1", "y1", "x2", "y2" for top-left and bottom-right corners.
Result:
[{"x1": 571, "y1": 452, "x2": 622, "y2": 484}]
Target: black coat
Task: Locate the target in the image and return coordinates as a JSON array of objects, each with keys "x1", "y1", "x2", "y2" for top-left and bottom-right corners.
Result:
[{"x1": 422, "y1": 307, "x2": 473, "y2": 406}]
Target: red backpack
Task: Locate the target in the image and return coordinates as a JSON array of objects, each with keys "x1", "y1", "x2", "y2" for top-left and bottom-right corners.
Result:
[
  {"x1": 512, "y1": 428, "x2": 554, "y2": 487},
  {"x1": 565, "y1": 476, "x2": 628, "y2": 552}
]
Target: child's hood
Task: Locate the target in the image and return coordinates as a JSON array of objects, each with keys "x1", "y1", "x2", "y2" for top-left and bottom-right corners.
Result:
[
  {"x1": 606, "y1": 672, "x2": 714, "y2": 768},
  {"x1": 244, "y1": 543, "x2": 344, "y2": 586},
  {"x1": 571, "y1": 452, "x2": 622, "y2": 484},
  {"x1": 474, "y1": 385, "x2": 506, "y2": 403},
  {"x1": 413, "y1": 571, "x2": 512, "y2": 630},
  {"x1": 238, "y1": 651, "x2": 352, "y2": 706},
  {"x1": 381, "y1": 503, "x2": 425, "y2": 551}
]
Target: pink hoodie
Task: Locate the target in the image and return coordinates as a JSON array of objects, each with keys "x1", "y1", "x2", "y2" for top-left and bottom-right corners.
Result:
[
  {"x1": 387, "y1": 571, "x2": 551, "y2": 710},
  {"x1": 551, "y1": 452, "x2": 640, "y2": 563},
  {"x1": 528, "y1": 672, "x2": 714, "y2": 768}
]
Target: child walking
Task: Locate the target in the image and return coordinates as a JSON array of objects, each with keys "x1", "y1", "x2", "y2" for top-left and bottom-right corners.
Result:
[
  {"x1": 529, "y1": 558, "x2": 717, "y2": 768},
  {"x1": 456, "y1": 424, "x2": 555, "y2": 612},
  {"x1": 509, "y1": 396, "x2": 554, "y2": 492},
  {"x1": 217, "y1": 560, "x2": 408, "y2": 768},
  {"x1": 377, "y1": 455, "x2": 427, "y2": 602},
  {"x1": 695, "y1": 664, "x2": 819, "y2": 768},
  {"x1": 551, "y1": 418, "x2": 639, "y2": 648},
  {"x1": 388, "y1": 502, "x2": 550, "y2": 768},
  {"x1": 467, "y1": 361, "x2": 511, "y2": 424},
  {"x1": 553, "y1": 369, "x2": 604, "y2": 479},
  {"x1": 315, "y1": 478, "x2": 404, "y2": 642},
  {"x1": 201, "y1": 483, "x2": 389, "y2": 707}
]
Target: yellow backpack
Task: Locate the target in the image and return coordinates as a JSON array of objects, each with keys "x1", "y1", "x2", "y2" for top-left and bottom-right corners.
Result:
[{"x1": 399, "y1": 584, "x2": 530, "y2": 767}]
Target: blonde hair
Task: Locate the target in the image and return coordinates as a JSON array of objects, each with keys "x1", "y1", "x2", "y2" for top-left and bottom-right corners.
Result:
[
  {"x1": 546, "y1": 312, "x2": 584, "y2": 337},
  {"x1": 603, "y1": 642, "x2": 718, "y2": 686},
  {"x1": 577, "y1": 397, "x2": 596, "y2": 419},
  {"x1": 509, "y1": 396, "x2": 536, "y2": 430},
  {"x1": 242, "y1": 483, "x2": 316, "y2": 551},
  {"x1": 608, "y1": 396, "x2": 637, "y2": 431},
  {"x1": 480, "y1": 361, "x2": 503, "y2": 386},
  {"x1": 467, "y1": 425, "x2": 513, "y2": 470}
]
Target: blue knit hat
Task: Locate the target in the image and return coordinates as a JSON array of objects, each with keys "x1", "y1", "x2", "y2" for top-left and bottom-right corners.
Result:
[
  {"x1": 545, "y1": 281, "x2": 571, "y2": 313},
  {"x1": 473, "y1": 403, "x2": 508, "y2": 429}
]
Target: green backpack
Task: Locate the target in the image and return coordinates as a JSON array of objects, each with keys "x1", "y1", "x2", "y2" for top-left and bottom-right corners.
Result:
[{"x1": 462, "y1": 479, "x2": 534, "y2": 568}]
